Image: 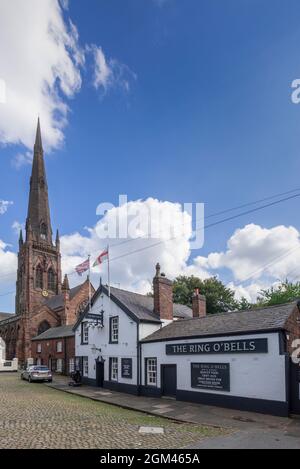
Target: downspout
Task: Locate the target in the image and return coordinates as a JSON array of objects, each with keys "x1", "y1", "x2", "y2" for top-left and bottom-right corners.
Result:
[
  {"x1": 64, "y1": 336, "x2": 67, "y2": 376},
  {"x1": 137, "y1": 320, "x2": 140, "y2": 395}
]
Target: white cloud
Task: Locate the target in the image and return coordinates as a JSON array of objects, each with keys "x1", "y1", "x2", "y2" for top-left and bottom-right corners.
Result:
[
  {"x1": 0, "y1": 0, "x2": 84, "y2": 151},
  {"x1": 60, "y1": 205, "x2": 300, "y2": 303},
  {"x1": 91, "y1": 45, "x2": 136, "y2": 95},
  {"x1": 61, "y1": 198, "x2": 192, "y2": 293},
  {"x1": 0, "y1": 200, "x2": 13, "y2": 215},
  {"x1": 11, "y1": 151, "x2": 33, "y2": 170},
  {"x1": 189, "y1": 223, "x2": 300, "y2": 302},
  {"x1": 198, "y1": 224, "x2": 300, "y2": 282},
  {"x1": 2, "y1": 196, "x2": 300, "y2": 309},
  {"x1": 12, "y1": 221, "x2": 24, "y2": 236},
  {"x1": 59, "y1": 0, "x2": 69, "y2": 10},
  {"x1": 0, "y1": 240, "x2": 17, "y2": 285}
]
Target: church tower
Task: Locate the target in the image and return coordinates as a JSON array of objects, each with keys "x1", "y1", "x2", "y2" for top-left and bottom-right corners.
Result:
[{"x1": 15, "y1": 119, "x2": 62, "y2": 315}]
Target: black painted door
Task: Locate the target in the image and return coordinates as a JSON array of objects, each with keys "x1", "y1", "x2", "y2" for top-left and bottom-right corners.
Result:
[
  {"x1": 290, "y1": 360, "x2": 300, "y2": 415},
  {"x1": 162, "y1": 365, "x2": 177, "y2": 397},
  {"x1": 96, "y1": 361, "x2": 104, "y2": 387}
]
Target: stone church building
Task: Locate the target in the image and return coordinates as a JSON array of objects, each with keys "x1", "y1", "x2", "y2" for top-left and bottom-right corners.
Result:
[{"x1": 0, "y1": 119, "x2": 92, "y2": 365}]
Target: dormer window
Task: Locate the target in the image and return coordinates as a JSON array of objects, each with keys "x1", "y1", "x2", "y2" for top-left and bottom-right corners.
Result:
[{"x1": 40, "y1": 223, "x2": 47, "y2": 240}]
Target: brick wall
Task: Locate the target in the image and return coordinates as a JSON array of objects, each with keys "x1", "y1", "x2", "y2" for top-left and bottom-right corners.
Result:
[
  {"x1": 31, "y1": 335, "x2": 75, "y2": 375},
  {"x1": 284, "y1": 304, "x2": 300, "y2": 355}
]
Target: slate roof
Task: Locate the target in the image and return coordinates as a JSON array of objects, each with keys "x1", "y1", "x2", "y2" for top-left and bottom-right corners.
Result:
[
  {"x1": 43, "y1": 284, "x2": 84, "y2": 310},
  {"x1": 32, "y1": 325, "x2": 74, "y2": 341},
  {"x1": 74, "y1": 284, "x2": 192, "y2": 329},
  {"x1": 0, "y1": 313, "x2": 18, "y2": 325},
  {"x1": 142, "y1": 301, "x2": 297, "y2": 342},
  {"x1": 0, "y1": 312, "x2": 14, "y2": 322},
  {"x1": 108, "y1": 286, "x2": 192, "y2": 322}
]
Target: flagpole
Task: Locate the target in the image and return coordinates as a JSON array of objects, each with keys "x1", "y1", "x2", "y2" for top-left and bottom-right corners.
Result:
[
  {"x1": 88, "y1": 254, "x2": 91, "y2": 311},
  {"x1": 107, "y1": 244, "x2": 110, "y2": 298}
]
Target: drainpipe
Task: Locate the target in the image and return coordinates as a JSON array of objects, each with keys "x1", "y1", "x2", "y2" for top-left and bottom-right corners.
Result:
[
  {"x1": 64, "y1": 336, "x2": 67, "y2": 376},
  {"x1": 137, "y1": 321, "x2": 140, "y2": 395}
]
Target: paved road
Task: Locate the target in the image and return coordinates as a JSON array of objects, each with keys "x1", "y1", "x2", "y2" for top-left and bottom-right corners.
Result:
[
  {"x1": 0, "y1": 373, "x2": 225, "y2": 449},
  {"x1": 190, "y1": 424, "x2": 300, "y2": 449},
  {"x1": 48, "y1": 375, "x2": 300, "y2": 449}
]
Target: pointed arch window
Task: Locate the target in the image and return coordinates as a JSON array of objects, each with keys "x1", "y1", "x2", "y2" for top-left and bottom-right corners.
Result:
[
  {"x1": 35, "y1": 265, "x2": 43, "y2": 289},
  {"x1": 40, "y1": 223, "x2": 47, "y2": 240},
  {"x1": 37, "y1": 320, "x2": 50, "y2": 336},
  {"x1": 47, "y1": 268, "x2": 56, "y2": 292}
]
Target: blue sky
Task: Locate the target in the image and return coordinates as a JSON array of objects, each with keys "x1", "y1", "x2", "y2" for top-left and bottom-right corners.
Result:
[{"x1": 1, "y1": 0, "x2": 300, "y2": 311}]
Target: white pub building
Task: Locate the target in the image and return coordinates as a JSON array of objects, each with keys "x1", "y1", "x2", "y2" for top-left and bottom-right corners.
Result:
[{"x1": 74, "y1": 264, "x2": 300, "y2": 417}]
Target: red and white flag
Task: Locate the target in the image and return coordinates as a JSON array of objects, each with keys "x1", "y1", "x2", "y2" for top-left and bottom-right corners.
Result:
[
  {"x1": 75, "y1": 258, "x2": 90, "y2": 276},
  {"x1": 93, "y1": 248, "x2": 109, "y2": 267}
]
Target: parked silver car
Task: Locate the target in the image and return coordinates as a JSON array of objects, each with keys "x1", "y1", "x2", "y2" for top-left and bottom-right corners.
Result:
[{"x1": 21, "y1": 365, "x2": 52, "y2": 383}]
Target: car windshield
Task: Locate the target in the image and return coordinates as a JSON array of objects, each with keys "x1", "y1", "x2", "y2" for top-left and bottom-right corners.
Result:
[{"x1": 31, "y1": 366, "x2": 49, "y2": 371}]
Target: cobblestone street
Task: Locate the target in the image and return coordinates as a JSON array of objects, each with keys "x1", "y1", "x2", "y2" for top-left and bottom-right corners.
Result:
[{"x1": 0, "y1": 373, "x2": 226, "y2": 449}]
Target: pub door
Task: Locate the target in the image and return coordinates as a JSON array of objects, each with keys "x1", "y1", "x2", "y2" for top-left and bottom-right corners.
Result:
[
  {"x1": 161, "y1": 364, "x2": 177, "y2": 398},
  {"x1": 290, "y1": 360, "x2": 300, "y2": 415},
  {"x1": 96, "y1": 361, "x2": 104, "y2": 387}
]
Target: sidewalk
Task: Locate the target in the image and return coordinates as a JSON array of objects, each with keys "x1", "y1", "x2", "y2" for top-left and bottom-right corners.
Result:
[{"x1": 46, "y1": 376, "x2": 298, "y2": 433}]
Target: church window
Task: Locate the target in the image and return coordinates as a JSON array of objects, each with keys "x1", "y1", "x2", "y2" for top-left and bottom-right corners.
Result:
[
  {"x1": 35, "y1": 265, "x2": 43, "y2": 289},
  {"x1": 37, "y1": 320, "x2": 50, "y2": 336},
  {"x1": 47, "y1": 268, "x2": 56, "y2": 292},
  {"x1": 40, "y1": 223, "x2": 47, "y2": 240}
]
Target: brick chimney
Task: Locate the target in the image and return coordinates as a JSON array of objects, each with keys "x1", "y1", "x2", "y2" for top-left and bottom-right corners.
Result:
[
  {"x1": 153, "y1": 263, "x2": 173, "y2": 321},
  {"x1": 192, "y1": 288, "x2": 206, "y2": 318}
]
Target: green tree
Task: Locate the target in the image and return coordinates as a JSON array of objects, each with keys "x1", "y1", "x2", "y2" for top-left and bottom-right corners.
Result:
[
  {"x1": 257, "y1": 280, "x2": 300, "y2": 306},
  {"x1": 173, "y1": 275, "x2": 239, "y2": 315},
  {"x1": 236, "y1": 296, "x2": 253, "y2": 311}
]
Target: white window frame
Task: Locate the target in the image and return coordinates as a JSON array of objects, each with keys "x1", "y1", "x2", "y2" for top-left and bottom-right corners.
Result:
[
  {"x1": 69, "y1": 358, "x2": 75, "y2": 374},
  {"x1": 56, "y1": 358, "x2": 63, "y2": 373},
  {"x1": 110, "y1": 317, "x2": 119, "y2": 343},
  {"x1": 82, "y1": 322, "x2": 89, "y2": 344},
  {"x1": 110, "y1": 357, "x2": 118, "y2": 382},
  {"x1": 37, "y1": 343, "x2": 41, "y2": 353},
  {"x1": 83, "y1": 357, "x2": 89, "y2": 377},
  {"x1": 56, "y1": 341, "x2": 62, "y2": 353},
  {"x1": 146, "y1": 358, "x2": 157, "y2": 386}
]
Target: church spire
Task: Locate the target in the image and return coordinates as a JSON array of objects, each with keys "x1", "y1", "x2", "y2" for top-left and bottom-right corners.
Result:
[
  {"x1": 26, "y1": 118, "x2": 53, "y2": 244},
  {"x1": 34, "y1": 117, "x2": 43, "y2": 151}
]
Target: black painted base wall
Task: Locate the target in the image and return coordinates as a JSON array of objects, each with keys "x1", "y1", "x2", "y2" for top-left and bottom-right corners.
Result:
[
  {"x1": 175, "y1": 390, "x2": 289, "y2": 417},
  {"x1": 140, "y1": 385, "x2": 162, "y2": 398},
  {"x1": 82, "y1": 377, "x2": 96, "y2": 386},
  {"x1": 80, "y1": 378, "x2": 288, "y2": 417},
  {"x1": 139, "y1": 385, "x2": 288, "y2": 417},
  {"x1": 103, "y1": 380, "x2": 139, "y2": 395}
]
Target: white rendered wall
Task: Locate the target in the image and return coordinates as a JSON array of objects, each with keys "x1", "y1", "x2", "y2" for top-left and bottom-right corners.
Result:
[
  {"x1": 141, "y1": 332, "x2": 287, "y2": 402},
  {"x1": 76, "y1": 292, "x2": 160, "y2": 384}
]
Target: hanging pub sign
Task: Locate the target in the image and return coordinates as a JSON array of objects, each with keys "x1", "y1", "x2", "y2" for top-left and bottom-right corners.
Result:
[
  {"x1": 121, "y1": 358, "x2": 133, "y2": 379},
  {"x1": 191, "y1": 363, "x2": 230, "y2": 391},
  {"x1": 166, "y1": 338, "x2": 268, "y2": 355}
]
